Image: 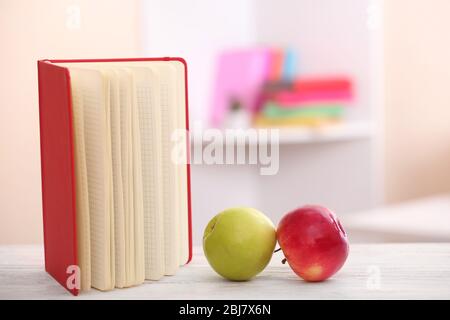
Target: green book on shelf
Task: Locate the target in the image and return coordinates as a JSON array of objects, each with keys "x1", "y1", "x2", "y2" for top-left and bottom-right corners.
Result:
[{"x1": 262, "y1": 102, "x2": 345, "y2": 119}]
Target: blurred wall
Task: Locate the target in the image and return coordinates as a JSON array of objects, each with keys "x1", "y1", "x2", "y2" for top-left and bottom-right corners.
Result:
[
  {"x1": 0, "y1": 0, "x2": 140, "y2": 244},
  {"x1": 2, "y1": 0, "x2": 450, "y2": 245},
  {"x1": 384, "y1": 0, "x2": 450, "y2": 203}
]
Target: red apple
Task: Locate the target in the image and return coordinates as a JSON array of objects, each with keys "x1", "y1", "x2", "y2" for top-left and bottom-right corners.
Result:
[{"x1": 277, "y1": 205, "x2": 349, "y2": 282}]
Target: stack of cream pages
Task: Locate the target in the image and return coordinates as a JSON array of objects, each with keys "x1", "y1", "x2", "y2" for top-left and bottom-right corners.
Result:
[{"x1": 55, "y1": 60, "x2": 190, "y2": 291}]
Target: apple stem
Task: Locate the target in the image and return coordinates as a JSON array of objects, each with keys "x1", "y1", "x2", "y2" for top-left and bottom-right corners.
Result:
[
  {"x1": 274, "y1": 247, "x2": 282, "y2": 253},
  {"x1": 281, "y1": 258, "x2": 287, "y2": 264}
]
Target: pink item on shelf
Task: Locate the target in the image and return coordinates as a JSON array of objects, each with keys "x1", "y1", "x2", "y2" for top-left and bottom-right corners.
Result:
[
  {"x1": 210, "y1": 48, "x2": 272, "y2": 127},
  {"x1": 273, "y1": 90, "x2": 353, "y2": 107}
]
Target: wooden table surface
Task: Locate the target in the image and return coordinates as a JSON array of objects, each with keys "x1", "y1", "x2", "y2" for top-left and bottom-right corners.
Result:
[{"x1": 1, "y1": 244, "x2": 449, "y2": 299}]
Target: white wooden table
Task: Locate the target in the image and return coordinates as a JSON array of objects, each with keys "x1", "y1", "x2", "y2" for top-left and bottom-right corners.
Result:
[{"x1": 1, "y1": 244, "x2": 450, "y2": 299}]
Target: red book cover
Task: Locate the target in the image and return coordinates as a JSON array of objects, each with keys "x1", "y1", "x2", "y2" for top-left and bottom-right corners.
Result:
[{"x1": 37, "y1": 58, "x2": 192, "y2": 296}]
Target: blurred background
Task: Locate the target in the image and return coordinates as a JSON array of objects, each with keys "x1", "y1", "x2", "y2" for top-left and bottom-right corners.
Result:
[{"x1": 1, "y1": 0, "x2": 449, "y2": 245}]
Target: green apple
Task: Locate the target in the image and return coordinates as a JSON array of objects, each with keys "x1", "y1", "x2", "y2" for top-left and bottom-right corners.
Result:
[{"x1": 203, "y1": 207, "x2": 277, "y2": 281}]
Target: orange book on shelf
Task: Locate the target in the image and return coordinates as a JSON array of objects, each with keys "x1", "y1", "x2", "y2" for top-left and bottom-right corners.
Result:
[{"x1": 268, "y1": 48, "x2": 284, "y2": 81}]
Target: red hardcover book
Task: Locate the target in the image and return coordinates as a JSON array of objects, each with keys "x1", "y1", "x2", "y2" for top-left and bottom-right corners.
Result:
[{"x1": 37, "y1": 58, "x2": 192, "y2": 296}]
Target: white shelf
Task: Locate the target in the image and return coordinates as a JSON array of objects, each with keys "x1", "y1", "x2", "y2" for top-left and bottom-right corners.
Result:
[
  {"x1": 190, "y1": 121, "x2": 373, "y2": 146},
  {"x1": 342, "y1": 194, "x2": 450, "y2": 242},
  {"x1": 276, "y1": 121, "x2": 374, "y2": 144}
]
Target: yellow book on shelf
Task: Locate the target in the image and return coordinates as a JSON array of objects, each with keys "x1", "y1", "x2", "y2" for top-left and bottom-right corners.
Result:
[{"x1": 253, "y1": 115, "x2": 342, "y2": 128}]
